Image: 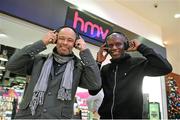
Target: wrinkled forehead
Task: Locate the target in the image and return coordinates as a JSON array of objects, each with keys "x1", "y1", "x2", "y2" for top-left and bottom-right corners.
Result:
[
  {"x1": 58, "y1": 27, "x2": 76, "y2": 39},
  {"x1": 107, "y1": 33, "x2": 126, "y2": 42}
]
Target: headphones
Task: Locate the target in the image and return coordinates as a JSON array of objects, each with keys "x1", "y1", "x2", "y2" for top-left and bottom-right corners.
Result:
[
  {"x1": 55, "y1": 26, "x2": 80, "y2": 43},
  {"x1": 105, "y1": 31, "x2": 129, "y2": 50}
]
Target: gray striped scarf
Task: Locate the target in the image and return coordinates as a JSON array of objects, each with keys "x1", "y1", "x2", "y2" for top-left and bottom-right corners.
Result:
[{"x1": 29, "y1": 52, "x2": 74, "y2": 116}]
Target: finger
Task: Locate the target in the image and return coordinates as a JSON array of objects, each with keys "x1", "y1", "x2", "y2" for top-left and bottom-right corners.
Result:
[
  {"x1": 49, "y1": 38, "x2": 53, "y2": 43},
  {"x1": 49, "y1": 30, "x2": 55, "y2": 34},
  {"x1": 105, "y1": 52, "x2": 108, "y2": 57},
  {"x1": 101, "y1": 43, "x2": 106, "y2": 47},
  {"x1": 52, "y1": 30, "x2": 56, "y2": 32},
  {"x1": 129, "y1": 41, "x2": 135, "y2": 48},
  {"x1": 76, "y1": 43, "x2": 80, "y2": 48},
  {"x1": 79, "y1": 35, "x2": 82, "y2": 39},
  {"x1": 100, "y1": 44, "x2": 107, "y2": 51},
  {"x1": 75, "y1": 41, "x2": 81, "y2": 48},
  {"x1": 53, "y1": 30, "x2": 57, "y2": 33},
  {"x1": 49, "y1": 35, "x2": 56, "y2": 43},
  {"x1": 52, "y1": 38, "x2": 57, "y2": 44},
  {"x1": 49, "y1": 31, "x2": 57, "y2": 37}
]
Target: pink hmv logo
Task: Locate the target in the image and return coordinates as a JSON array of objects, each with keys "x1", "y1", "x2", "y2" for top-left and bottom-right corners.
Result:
[{"x1": 73, "y1": 11, "x2": 111, "y2": 40}]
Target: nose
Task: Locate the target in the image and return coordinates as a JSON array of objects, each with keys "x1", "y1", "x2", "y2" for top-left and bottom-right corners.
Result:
[
  {"x1": 111, "y1": 44, "x2": 118, "y2": 49},
  {"x1": 62, "y1": 39, "x2": 68, "y2": 44}
]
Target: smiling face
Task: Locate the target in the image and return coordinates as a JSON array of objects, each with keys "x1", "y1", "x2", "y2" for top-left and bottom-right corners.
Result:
[
  {"x1": 56, "y1": 27, "x2": 76, "y2": 55},
  {"x1": 106, "y1": 33, "x2": 127, "y2": 59}
]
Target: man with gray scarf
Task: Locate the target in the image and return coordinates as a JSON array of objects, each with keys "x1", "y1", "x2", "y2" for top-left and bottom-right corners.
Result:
[{"x1": 6, "y1": 26, "x2": 101, "y2": 119}]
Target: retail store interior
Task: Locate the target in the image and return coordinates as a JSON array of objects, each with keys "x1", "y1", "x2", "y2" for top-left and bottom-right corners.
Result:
[{"x1": 0, "y1": 0, "x2": 180, "y2": 119}]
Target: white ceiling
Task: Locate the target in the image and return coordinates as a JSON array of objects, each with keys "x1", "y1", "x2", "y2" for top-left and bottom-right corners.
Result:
[{"x1": 114, "y1": 0, "x2": 180, "y2": 44}]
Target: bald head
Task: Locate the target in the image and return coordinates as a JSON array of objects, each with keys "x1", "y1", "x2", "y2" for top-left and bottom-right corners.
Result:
[
  {"x1": 106, "y1": 32, "x2": 128, "y2": 43},
  {"x1": 58, "y1": 27, "x2": 77, "y2": 40}
]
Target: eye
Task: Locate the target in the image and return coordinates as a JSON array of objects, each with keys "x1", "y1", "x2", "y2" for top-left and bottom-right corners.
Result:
[
  {"x1": 115, "y1": 42, "x2": 122, "y2": 47},
  {"x1": 108, "y1": 42, "x2": 123, "y2": 48},
  {"x1": 58, "y1": 36, "x2": 65, "y2": 41},
  {"x1": 108, "y1": 44, "x2": 114, "y2": 48},
  {"x1": 67, "y1": 38, "x2": 74, "y2": 43}
]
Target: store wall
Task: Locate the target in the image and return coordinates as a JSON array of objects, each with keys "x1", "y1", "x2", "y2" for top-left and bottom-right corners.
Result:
[
  {"x1": 166, "y1": 44, "x2": 180, "y2": 74},
  {"x1": 65, "y1": 0, "x2": 163, "y2": 46}
]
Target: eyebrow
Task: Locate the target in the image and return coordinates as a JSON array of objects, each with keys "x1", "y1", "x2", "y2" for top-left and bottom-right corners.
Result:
[{"x1": 58, "y1": 35, "x2": 75, "y2": 40}]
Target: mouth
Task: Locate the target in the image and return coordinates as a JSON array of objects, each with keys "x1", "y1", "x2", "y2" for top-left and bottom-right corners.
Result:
[
  {"x1": 59, "y1": 45, "x2": 69, "y2": 50},
  {"x1": 111, "y1": 50, "x2": 120, "y2": 55},
  {"x1": 60, "y1": 47, "x2": 68, "y2": 50},
  {"x1": 57, "y1": 45, "x2": 69, "y2": 52},
  {"x1": 110, "y1": 50, "x2": 122, "y2": 58}
]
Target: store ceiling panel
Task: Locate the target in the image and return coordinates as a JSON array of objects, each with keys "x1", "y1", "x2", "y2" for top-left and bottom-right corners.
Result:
[{"x1": 114, "y1": 0, "x2": 180, "y2": 44}]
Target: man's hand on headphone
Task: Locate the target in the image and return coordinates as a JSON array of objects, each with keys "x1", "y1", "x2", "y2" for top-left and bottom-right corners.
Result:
[
  {"x1": 96, "y1": 43, "x2": 108, "y2": 63},
  {"x1": 75, "y1": 36, "x2": 87, "y2": 51},
  {"x1": 127, "y1": 39, "x2": 141, "y2": 52},
  {"x1": 42, "y1": 30, "x2": 58, "y2": 45}
]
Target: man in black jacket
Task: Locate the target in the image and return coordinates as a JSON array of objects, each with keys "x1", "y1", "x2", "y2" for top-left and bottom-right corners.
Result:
[{"x1": 89, "y1": 32, "x2": 172, "y2": 119}]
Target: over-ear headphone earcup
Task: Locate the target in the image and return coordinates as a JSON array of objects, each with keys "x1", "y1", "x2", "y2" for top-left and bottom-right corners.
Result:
[
  {"x1": 74, "y1": 33, "x2": 80, "y2": 48},
  {"x1": 124, "y1": 41, "x2": 129, "y2": 50},
  {"x1": 104, "y1": 40, "x2": 109, "y2": 53},
  {"x1": 76, "y1": 33, "x2": 80, "y2": 40}
]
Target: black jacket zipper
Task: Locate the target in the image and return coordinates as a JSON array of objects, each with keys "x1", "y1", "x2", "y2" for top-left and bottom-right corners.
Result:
[{"x1": 111, "y1": 65, "x2": 118, "y2": 119}]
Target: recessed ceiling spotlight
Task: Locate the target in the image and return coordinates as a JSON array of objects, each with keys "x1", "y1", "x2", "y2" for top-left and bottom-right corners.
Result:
[
  {"x1": 163, "y1": 41, "x2": 168, "y2": 46},
  {"x1": 174, "y1": 14, "x2": 180, "y2": 18}
]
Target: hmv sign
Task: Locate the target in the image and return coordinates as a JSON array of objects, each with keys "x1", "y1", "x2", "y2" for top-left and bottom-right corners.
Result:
[{"x1": 65, "y1": 7, "x2": 113, "y2": 44}]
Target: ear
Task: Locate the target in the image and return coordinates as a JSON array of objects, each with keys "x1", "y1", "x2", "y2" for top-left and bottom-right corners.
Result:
[{"x1": 76, "y1": 33, "x2": 80, "y2": 40}]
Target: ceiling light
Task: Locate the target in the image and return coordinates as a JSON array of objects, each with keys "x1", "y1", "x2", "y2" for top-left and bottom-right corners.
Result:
[
  {"x1": 0, "y1": 55, "x2": 8, "y2": 61},
  {"x1": 0, "y1": 49, "x2": 8, "y2": 61},
  {"x1": 4, "y1": 70, "x2": 10, "y2": 79},
  {"x1": 0, "y1": 33, "x2": 8, "y2": 38},
  {"x1": 174, "y1": 14, "x2": 180, "y2": 18},
  {"x1": 0, "y1": 61, "x2": 5, "y2": 70},
  {"x1": 163, "y1": 41, "x2": 168, "y2": 46},
  {"x1": 0, "y1": 66, "x2": 5, "y2": 70},
  {"x1": 0, "y1": 70, "x2": 3, "y2": 76}
]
